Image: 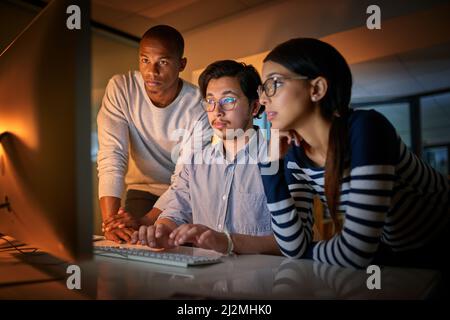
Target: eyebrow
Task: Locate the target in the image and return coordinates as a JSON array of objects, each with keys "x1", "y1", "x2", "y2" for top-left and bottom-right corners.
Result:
[
  {"x1": 206, "y1": 90, "x2": 238, "y2": 97},
  {"x1": 265, "y1": 72, "x2": 284, "y2": 78},
  {"x1": 139, "y1": 54, "x2": 172, "y2": 59}
]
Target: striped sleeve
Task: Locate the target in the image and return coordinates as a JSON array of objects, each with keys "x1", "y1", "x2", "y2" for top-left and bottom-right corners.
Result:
[
  {"x1": 313, "y1": 164, "x2": 395, "y2": 268},
  {"x1": 312, "y1": 111, "x2": 398, "y2": 268},
  {"x1": 259, "y1": 158, "x2": 315, "y2": 258},
  {"x1": 261, "y1": 110, "x2": 400, "y2": 268}
]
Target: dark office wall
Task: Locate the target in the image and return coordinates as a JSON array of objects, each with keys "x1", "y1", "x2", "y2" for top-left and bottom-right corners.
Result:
[{"x1": 0, "y1": 1, "x2": 38, "y2": 53}]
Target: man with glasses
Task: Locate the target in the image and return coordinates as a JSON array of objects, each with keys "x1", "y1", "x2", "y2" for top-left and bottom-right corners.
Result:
[{"x1": 127, "y1": 60, "x2": 280, "y2": 255}]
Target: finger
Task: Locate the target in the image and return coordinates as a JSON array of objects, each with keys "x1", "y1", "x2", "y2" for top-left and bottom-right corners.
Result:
[
  {"x1": 107, "y1": 217, "x2": 131, "y2": 230},
  {"x1": 155, "y1": 224, "x2": 167, "y2": 238},
  {"x1": 197, "y1": 230, "x2": 214, "y2": 249},
  {"x1": 178, "y1": 226, "x2": 202, "y2": 245},
  {"x1": 286, "y1": 132, "x2": 293, "y2": 145},
  {"x1": 138, "y1": 225, "x2": 148, "y2": 245},
  {"x1": 173, "y1": 225, "x2": 193, "y2": 245},
  {"x1": 105, "y1": 220, "x2": 122, "y2": 231},
  {"x1": 291, "y1": 130, "x2": 301, "y2": 146},
  {"x1": 105, "y1": 231, "x2": 120, "y2": 243},
  {"x1": 122, "y1": 228, "x2": 135, "y2": 239},
  {"x1": 146, "y1": 226, "x2": 157, "y2": 247},
  {"x1": 104, "y1": 210, "x2": 131, "y2": 226},
  {"x1": 130, "y1": 231, "x2": 139, "y2": 244},
  {"x1": 169, "y1": 224, "x2": 189, "y2": 240},
  {"x1": 103, "y1": 214, "x2": 124, "y2": 226},
  {"x1": 115, "y1": 229, "x2": 131, "y2": 243}
]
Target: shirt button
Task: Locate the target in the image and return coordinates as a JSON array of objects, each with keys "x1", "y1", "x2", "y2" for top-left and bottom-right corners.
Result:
[
  {"x1": 218, "y1": 224, "x2": 222, "y2": 229},
  {"x1": 222, "y1": 195, "x2": 227, "y2": 200}
]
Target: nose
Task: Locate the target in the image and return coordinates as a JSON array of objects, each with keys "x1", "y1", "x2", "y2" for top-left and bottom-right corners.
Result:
[
  {"x1": 258, "y1": 91, "x2": 270, "y2": 107},
  {"x1": 212, "y1": 103, "x2": 225, "y2": 117},
  {"x1": 146, "y1": 63, "x2": 159, "y2": 76}
]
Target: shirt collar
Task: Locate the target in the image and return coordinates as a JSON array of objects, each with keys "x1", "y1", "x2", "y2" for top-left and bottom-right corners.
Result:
[{"x1": 210, "y1": 126, "x2": 264, "y2": 164}]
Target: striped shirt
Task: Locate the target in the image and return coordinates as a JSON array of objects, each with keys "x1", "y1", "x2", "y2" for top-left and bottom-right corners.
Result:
[{"x1": 260, "y1": 109, "x2": 450, "y2": 268}]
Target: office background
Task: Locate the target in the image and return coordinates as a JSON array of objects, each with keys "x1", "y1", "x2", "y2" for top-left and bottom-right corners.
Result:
[{"x1": 1, "y1": 0, "x2": 449, "y2": 237}]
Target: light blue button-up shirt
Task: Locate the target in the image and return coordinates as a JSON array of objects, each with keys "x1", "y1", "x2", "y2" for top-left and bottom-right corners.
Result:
[{"x1": 159, "y1": 129, "x2": 272, "y2": 236}]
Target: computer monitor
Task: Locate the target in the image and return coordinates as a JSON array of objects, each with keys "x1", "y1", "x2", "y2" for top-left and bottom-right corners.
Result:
[{"x1": 0, "y1": 0, "x2": 92, "y2": 261}]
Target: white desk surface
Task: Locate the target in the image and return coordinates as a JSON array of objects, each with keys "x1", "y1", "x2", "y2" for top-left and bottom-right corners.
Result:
[{"x1": 0, "y1": 243, "x2": 441, "y2": 300}]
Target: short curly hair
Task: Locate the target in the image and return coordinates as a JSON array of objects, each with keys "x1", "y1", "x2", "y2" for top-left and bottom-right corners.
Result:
[{"x1": 198, "y1": 60, "x2": 265, "y2": 118}]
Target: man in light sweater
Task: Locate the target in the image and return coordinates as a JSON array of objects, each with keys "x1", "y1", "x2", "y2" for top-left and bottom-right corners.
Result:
[{"x1": 97, "y1": 25, "x2": 210, "y2": 243}]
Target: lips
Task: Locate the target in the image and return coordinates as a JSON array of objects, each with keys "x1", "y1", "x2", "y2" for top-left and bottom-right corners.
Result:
[
  {"x1": 266, "y1": 111, "x2": 278, "y2": 121},
  {"x1": 144, "y1": 79, "x2": 162, "y2": 87},
  {"x1": 212, "y1": 120, "x2": 228, "y2": 129}
]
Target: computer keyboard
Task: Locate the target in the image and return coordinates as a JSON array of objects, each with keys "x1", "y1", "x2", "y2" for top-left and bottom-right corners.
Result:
[{"x1": 94, "y1": 243, "x2": 222, "y2": 268}]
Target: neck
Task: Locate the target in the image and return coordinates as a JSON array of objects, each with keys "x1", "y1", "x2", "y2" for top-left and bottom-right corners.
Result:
[
  {"x1": 294, "y1": 109, "x2": 331, "y2": 159},
  {"x1": 146, "y1": 79, "x2": 182, "y2": 108}
]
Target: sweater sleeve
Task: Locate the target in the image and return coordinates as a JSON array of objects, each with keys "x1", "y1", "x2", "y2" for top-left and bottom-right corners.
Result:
[
  {"x1": 96, "y1": 76, "x2": 129, "y2": 199},
  {"x1": 259, "y1": 152, "x2": 316, "y2": 258}
]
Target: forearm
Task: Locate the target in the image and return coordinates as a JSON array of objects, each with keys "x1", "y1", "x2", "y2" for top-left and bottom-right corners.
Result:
[
  {"x1": 231, "y1": 234, "x2": 281, "y2": 255},
  {"x1": 260, "y1": 161, "x2": 313, "y2": 257},
  {"x1": 99, "y1": 196, "x2": 121, "y2": 221}
]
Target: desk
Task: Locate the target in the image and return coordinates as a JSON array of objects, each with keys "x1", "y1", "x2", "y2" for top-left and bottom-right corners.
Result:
[{"x1": 0, "y1": 246, "x2": 442, "y2": 300}]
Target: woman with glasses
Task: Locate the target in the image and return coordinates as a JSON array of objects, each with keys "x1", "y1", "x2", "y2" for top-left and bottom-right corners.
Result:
[
  {"x1": 258, "y1": 38, "x2": 449, "y2": 271},
  {"x1": 129, "y1": 60, "x2": 280, "y2": 255}
]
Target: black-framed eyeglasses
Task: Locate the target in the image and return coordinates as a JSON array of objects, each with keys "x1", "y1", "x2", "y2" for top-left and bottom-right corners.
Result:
[
  {"x1": 257, "y1": 75, "x2": 309, "y2": 98},
  {"x1": 201, "y1": 96, "x2": 238, "y2": 112}
]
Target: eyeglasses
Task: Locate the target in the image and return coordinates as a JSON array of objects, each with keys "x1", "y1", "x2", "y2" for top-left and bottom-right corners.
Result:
[
  {"x1": 257, "y1": 75, "x2": 309, "y2": 98},
  {"x1": 201, "y1": 96, "x2": 238, "y2": 112}
]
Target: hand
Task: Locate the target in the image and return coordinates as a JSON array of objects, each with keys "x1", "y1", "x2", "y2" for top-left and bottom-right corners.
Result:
[
  {"x1": 169, "y1": 224, "x2": 228, "y2": 254},
  {"x1": 102, "y1": 207, "x2": 140, "y2": 232},
  {"x1": 104, "y1": 228, "x2": 135, "y2": 243},
  {"x1": 269, "y1": 129, "x2": 301, "y2": 160},
  {"x1": 130, "y1": 224, "x2": 175, "y2": 249}
]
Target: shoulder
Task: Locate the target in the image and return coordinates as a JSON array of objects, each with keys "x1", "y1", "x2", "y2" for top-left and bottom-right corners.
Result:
[
  {"x1": 349, "y1": 109, "x2": 397, "y2": 137},
  {"x1": 105, "y1": 71, "x2": 139, "y2": 94},
  {"x1": 178, "y1": 79, "x2": 201, "y2": 103},
  {"x1": 348, "y1": 109, "x2": 399, "y2": 166},
  {"x1": 175, "y1": 79, "x2": 205, "y2": 121},
  {"x1": 108, "y1": 71, "x2": 136, "y2": 86}
]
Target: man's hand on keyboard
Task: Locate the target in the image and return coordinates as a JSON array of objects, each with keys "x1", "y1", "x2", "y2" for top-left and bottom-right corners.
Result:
[
  {"x1": 169, "y1": 224, "x2": 228, "y2": 254},
  {"x1": 130, "y1": 224, "x2": 175, "y2": 249},
  {"x1": 103, "y1": 228, "x2": 135, "y2": 243},
  {"x1": 102, "y1": 207, "x2": 140, "y2": 232}
]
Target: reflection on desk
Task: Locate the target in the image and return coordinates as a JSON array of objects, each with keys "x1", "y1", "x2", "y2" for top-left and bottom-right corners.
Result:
[
  {"x1": 86, "y1": 253, "x2": 440, "y2": 300},
  {"x1": 0, "y1": 246, "x2": 441, "y2": 299}
]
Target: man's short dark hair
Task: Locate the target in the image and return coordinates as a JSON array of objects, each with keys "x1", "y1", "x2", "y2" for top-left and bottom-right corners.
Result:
[
  {"x1": 141, "y1": 25, "x2": 184, "y2": 58},
  {"x1": 198, "y1": 60, "x2": 265, "y2": 118}
]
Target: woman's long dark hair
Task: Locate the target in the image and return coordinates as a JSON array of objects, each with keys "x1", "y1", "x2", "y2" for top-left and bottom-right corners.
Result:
[{"x1": 264, "y1": 38, "x2": 352, "y2": 231}]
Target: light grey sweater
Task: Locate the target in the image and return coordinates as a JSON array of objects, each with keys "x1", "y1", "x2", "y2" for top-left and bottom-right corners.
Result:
[{"x1": 97, "y1": 71, "x2": 210, "y2": 207}]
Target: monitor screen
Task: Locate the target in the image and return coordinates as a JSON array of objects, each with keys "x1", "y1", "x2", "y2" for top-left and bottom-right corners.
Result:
[{"x1": 0, "y1": 0, "x2": 92, "y2": 261}]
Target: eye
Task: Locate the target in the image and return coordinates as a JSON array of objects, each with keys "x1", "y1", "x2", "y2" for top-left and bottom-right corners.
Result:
[
  {"x1": 222, "y1": 97, "x2": 235, "y2": 104},
  {"x1": 206, "y1": 98, "x2": 216, "y2": 105},
  {"x1": 140, "y1": 58, "x2": 149, "y2": 64},
  {"x1": 159, "y1": 60, "x2": 168, "y2": 66},
  {"x1": 272, "y1": 78, "x2": 283, "y2": 87}
]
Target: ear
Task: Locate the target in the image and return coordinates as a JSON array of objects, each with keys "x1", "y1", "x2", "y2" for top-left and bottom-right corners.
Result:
[
  {"x1": 179, "y1": 57, "x2": 187, "y2": 72},
  {"x1": 251, "y1": 100, "x2": 261, "y2": 117},
  {"x1": 309, "y1": 76, "x2": 328, "y2": 103}
]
